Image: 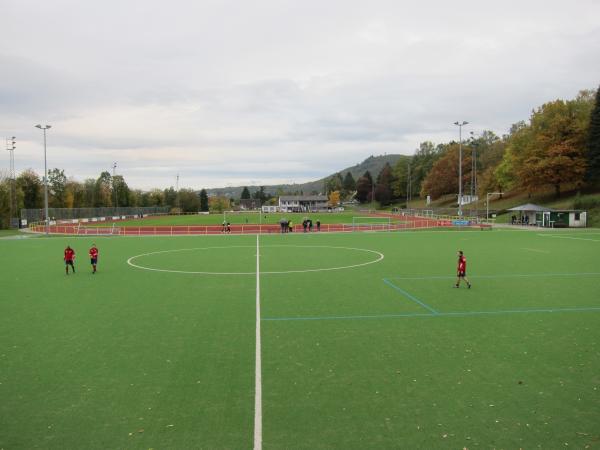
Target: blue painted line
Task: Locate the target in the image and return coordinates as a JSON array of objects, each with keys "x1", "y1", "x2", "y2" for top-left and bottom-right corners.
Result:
[
  {"x1": 382, "y1": 278, "x2": 438, "y2": 314},
  {"x1": 387, "y1": 272, "x2": 600, "y2": 281},
  {"x1": 262, "y1": 312, "x2": 434, "y2": 321},
  {"x1": 262, "y1": 306, "x2": 600, "y2": 322},
  {"x1": 439, "y1": 306, "x2": 600, "y2": 316}
]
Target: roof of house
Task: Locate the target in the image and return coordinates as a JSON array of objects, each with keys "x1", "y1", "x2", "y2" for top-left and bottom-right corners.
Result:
[
  {"x1": 507, "y1": 203, "x2": 554, "y2": 212},
  {"x1": 279, "y1": 195, "x2": 328, "y2": 202}
]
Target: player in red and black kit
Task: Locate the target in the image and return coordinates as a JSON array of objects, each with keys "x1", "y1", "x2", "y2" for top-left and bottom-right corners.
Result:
[
  {"x1": 89, "y1": 244, "x2": 99, "y2": 274},
  {"x1": 64, "y1": 245, "x2": 76, "y2": 275},
  {"x1": 455, "y1": 250, "x2": 471, "y2": 288}
]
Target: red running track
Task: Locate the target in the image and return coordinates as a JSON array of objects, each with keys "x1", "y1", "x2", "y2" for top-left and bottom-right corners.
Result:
[{"x1": 28, "y1": 217, "x2": 471, "y2": 236}]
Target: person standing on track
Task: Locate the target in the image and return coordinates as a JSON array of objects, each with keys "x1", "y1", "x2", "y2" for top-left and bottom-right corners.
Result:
[
  {"x1": 454, "y1": 250, "x2": 471, "y2": 288},
  {"x1": 64, "y1": 245, "x2": 76, "y2": 275},
  {"x1": 89, "y1": 244, "x2": 99, "y2": 274}
]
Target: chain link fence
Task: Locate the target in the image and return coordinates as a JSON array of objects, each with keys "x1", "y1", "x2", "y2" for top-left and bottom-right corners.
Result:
[{"x1": 20, "y1": 206, "x2": 170, "y2": 224}]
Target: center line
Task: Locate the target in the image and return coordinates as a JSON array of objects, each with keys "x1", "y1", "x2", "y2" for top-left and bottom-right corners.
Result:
[{"x1": 253, "y1": 234, "x2": 262, "y2": 450}]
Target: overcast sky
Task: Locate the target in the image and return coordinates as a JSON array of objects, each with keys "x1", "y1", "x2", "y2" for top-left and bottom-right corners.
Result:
[{"x1": 1, "y1": 0, "x2": 599, "y2": 190}]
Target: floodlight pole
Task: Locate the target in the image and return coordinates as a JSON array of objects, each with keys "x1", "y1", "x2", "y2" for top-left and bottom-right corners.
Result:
[
  {"x1": 35, "y1": 124, "x2": 51, "y2": 235},
  {"x1": 454, "y1": 121, "x2": 468, "y2": 216},
  {"x1": 112, "y1": 162, "x2": 118, "y2": 212},
  {"x1": 406, "y1": 161, "x2": 411, "y2": 210},
  {"x1": 176, "y1": 173, "x2": 180, "y2": 211},
  {"x1": 6, "y1": 136, "x2": 16, "y2": 221},
  {"x1": 486, "y1": 191, "x2": 503, "y2": 220},
  {"x1": 470, "y1": 131, "x2": 479, "y2": 216}
]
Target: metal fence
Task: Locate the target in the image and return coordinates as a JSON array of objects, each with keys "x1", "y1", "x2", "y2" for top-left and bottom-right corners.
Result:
[
  {"x1": 400, "y1": 207, "x2": 499, "y2": 219},
  {"x1": 20, "y1": 206, "x2": 170, "y2": 223}
]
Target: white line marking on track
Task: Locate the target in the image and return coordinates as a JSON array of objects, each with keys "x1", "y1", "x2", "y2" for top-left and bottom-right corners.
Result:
[{"x1": 254, "y1": 234, "x2": 262, "y2": 450}]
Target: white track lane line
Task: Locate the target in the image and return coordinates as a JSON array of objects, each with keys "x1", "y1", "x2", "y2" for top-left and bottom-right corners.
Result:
[{"x1": 254, "y1": 234, "x2": 262, "y2": 450}]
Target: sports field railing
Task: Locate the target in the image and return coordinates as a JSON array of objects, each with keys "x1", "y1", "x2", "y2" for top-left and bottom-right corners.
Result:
[
  {"x1": 382, "y1": 210, "x2": 496, "y2": 226},
  {"x1": 27, "y1": 216, "x2": 490, "y2": 236}
]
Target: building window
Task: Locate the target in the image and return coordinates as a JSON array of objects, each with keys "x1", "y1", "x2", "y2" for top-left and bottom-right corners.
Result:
[{"x1": 575, "y1": 212, "x2": 580, "y2": 220}]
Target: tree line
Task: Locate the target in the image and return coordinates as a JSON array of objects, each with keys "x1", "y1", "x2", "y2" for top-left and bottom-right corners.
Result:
[
  {"x1": 323, "y1": 85, "x2": 600, "y2": 206},
  {"x1": 0, "y1": 169, "x2": 213, "y2": 227},
  {"x1": 2, "y1": 85, "x2": 599, "y2": 227}
]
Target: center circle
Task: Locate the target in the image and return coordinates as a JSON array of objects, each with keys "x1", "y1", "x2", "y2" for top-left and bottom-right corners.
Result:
[{"x1": 127, "y1": 245, "x2": 384, "y2": 275}]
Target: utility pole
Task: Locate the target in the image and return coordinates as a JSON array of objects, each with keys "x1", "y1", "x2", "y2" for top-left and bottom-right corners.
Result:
[
  {"x1": 454, "y1": 121, "x2": 469, "y2": 216},
  {"x1": 6, "y1": 137, "x2": 16, "y2": 224}
]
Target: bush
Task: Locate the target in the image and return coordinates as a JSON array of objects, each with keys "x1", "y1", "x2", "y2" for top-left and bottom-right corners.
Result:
[
  {"x1": 573, "y1": 194, "x2": 600, "y2": 210},
  {"x1": 587, "y1": 208, "x2": 600, "y2": 228}
]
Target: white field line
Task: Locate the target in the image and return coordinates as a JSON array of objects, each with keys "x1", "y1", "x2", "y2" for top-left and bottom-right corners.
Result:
[
  {"x1": 254, "y1": 234, "x2": 262, "y2": 450},
  {"x1": 521, "y1": 247, "x2": 550, "y2": 254},
  {"x1": 538, "y1": 234, "x2": 600, "y2": 243},
  {"x1": 126, "y1": 245, "x2": 384, "y2": 275}
]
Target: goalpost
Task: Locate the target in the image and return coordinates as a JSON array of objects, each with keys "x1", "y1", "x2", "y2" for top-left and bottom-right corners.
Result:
[
  {"x1": 351, "y1": 216, "x2": 392, "y2": 232},
  {"x1": 110, "y1": 223, "x2": 121, "y2": 235}
]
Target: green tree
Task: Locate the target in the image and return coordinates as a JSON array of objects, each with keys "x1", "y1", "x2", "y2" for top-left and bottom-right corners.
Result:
[
  {"x1": 94, "y1": 171, "x2": 112, "y2": 207},
  {"x1": 342, "y1": 172, "x2": 356, "y2": 192},
  {"x1": 391, "y1": 156, "x2": 414, "y2": 199},
  {"x1": 199, "y1": 189, "x2": 209, "y2": 211},
  {"x1": 241, "y1": 186, "x2": 251, "y2": 199},
  {"x1": 16, "y1": 170, "x2": 43, "y2": 209},
  {"x1": 252, "y1": 186, "x2": 270, "y2": 203},
  {"x1": 420, "y1": 144, "x2": 472, "y2": 200},
  {"x1": 0, "y1": 175, "x2": 10, "y2": 228},
  {"x1": 209, "y1": 196, "x2": 230, "y2": 212},
  {"x1": 409, "y1": 142, "x2": 442, "y2": 196},
  {"x1": 325, "y1": 173, "x2": 343, "y2": 194},
  {"x1": 82, "y1": 178, "x2": 96, "y2": 207},
  {"x1": 47, "y1": 168, "x2": 67, "y2": 208},
  {"x1": 586, "y1": 86, "x2": 600, "y2": 185},
  {"x1": 374, "y1": 163, "x2": 395, "y2": 205},
  {"x1": 178, "y1": 188, "x2": 201, "y2": 212},
  {"x1": 508, "y1": 96, "x2": 592, "y2": 197},
  {"x1": 355, "y1": 175, "x2": 372, "y2": 203},
  {"x1": 64, "y1": 180, "x2": 85, "y2": 208},
  {"x1": 164, "y1": 187, "x2": 177, "y2": 207},
  {"x1": 129, "y1": 189, "x2": 143, "y2": 207},
  {"x1": 113, "y1": 175, "x2": 130, "y2": 207},
  {"x1": 148, "y1": 189, "x2": 165, "y2": 206}
]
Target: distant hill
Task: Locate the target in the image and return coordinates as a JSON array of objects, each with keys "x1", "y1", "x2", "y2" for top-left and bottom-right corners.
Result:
[{"x1": 206, "y1": 154, "x2": 405, "y2": 198}]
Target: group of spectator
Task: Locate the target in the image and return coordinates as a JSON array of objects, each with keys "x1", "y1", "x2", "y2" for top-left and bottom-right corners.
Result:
[
  {"x1": 511, "y1": 215, "x2": 530, "y2": 225},
  {"x1": 279, "y1": 217, "x2": 321, "y2": 233}
]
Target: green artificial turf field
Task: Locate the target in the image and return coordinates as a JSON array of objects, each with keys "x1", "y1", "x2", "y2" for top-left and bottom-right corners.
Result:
[
  {"x1": 1, "y1": 229, "x2": 599, "y2": 449},
  {"x1": 90, "y1": 211, "x2": 401, "y2": 227}
]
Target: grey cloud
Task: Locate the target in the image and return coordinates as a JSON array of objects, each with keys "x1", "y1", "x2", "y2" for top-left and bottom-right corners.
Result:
[{"x1": 1, "y1": 0, "x2": 599, "y2": 190}]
